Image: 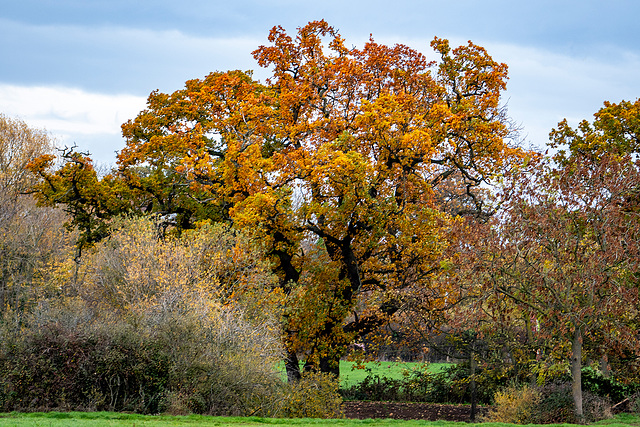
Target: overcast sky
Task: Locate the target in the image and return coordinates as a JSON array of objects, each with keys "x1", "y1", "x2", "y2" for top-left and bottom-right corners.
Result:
[{"x1": 2, "y1": 0, "x2": 639, "y2": 164}]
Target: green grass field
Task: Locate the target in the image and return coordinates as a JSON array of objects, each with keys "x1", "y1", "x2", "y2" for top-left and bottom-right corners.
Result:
[
  {"x1": 339, "y1": 361, "x2": 450, "y2": 387},
  {"x1": 1, "y1": 412, "x2": 640, "y2": 426},
  {"x1": 277, "y1": 360, "x2": 449, "y2": 387}
]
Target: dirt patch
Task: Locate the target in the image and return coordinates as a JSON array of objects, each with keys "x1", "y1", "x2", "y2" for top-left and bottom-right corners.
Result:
[{"x1": 342, "y1": 401, "x2": 490, "y2": 421}]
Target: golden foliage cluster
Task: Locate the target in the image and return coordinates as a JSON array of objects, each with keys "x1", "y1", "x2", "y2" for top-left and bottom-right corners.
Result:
[{"x1": 482, "y1": 385, "x2": 541, "y2": 424}]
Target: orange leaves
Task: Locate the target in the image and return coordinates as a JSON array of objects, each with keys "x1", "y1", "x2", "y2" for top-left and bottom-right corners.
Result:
[
  {"x1": 28, "y1": 21, "x2": 540, "y2": 377},
  {"x1": 121, "y1": 71, "x2": 271, "y2": 170},
  {"x1": 255, "y1": 20, "x2": 347, "y2": 80},
  {"x1": 433, "y1": 37, "x2": 508, "y2": 99},
  {"x1": 24, "y1": 153, "x2": 55, "y2": 175}
]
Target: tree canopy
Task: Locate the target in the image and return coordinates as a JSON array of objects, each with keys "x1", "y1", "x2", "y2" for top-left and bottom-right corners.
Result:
[
  {"x1": 440, "y1": 99, "x2": 640, "y2": 419},
  {"x1": 28, "y1": 20, "x2": 529, "y2": 379}
]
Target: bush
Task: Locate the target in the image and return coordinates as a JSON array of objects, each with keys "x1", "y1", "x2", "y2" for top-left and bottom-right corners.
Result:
[
  {"x1": 582, "y1": 389, "x2": 613, "y2": 422},
  {"x1": 483, "y1": 381, "x2": 613, "y2": 424},
  {"x1": 482, "y1": 384, "x2": 541, "y2": 424},
  {"x1": 399, "y1": 369, "x2": 436, "y2": 402},
  {"x1": 536, "y1": 382, "x2": 612, "y2": 424},
  {"x1": 0, "y1": 316, "x2": 168, "y2": 413},
  {"x1": 533, "y1": 382, "x2": 577, "y2": 424},
  {"x1": 581, "y1": 366, "x2": 634, "y2": 404},
  {"x1": 340, "y1": 362, "x2": 503, "y2": 404},
  {"x1": 430, "y1": 362, "x2": 504, "y2": 404},
  {"x1": 274, "y1": 371, "x2": 343, "y2": 418},
  {"x1": 339, "y1": 360, "x2": 634, "y2": 414},
  {"x1": 0, "y1": 300, "x2": 284, "y2": 415},
  {"x1": 340, "y1": 374, "x2": 401, "y2": 401}
]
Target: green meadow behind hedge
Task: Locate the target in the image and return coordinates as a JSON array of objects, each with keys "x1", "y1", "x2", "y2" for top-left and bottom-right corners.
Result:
[{"x1": 339, "y1": 362, "x2": 450, "y2": 388}]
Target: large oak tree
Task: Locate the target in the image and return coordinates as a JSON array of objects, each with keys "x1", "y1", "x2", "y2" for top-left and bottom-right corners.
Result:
[{"x1": 29, "y1": 21, "x2": 527, "y2": 379}]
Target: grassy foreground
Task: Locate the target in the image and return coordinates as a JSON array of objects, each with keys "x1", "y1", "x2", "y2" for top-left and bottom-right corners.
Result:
[
  {"x1": 1, "y1": 412, "x2": 640, "y2": 427},
  {"x1": 0, "y1": 412, "x2": 450, "y2": 426}
]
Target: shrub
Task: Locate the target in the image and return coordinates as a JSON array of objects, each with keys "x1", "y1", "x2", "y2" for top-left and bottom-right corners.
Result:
[
  {"x1": 0, "y1": 217, "x2": 285, "y2": 415},
  {"x1": 340, "y1": 374, "x2": 401, "y2": 401},
  {"x1": 0, "y1": 315, "x2": 168, "y2": 413},
  {"x1": 534, "y1": 382, "x2": 580, "y2": 424},
  {"x1": 483, "y1": 381, "x2": 613, "y2": 424},
  {"x1": 340, "y1": 362, "x2": 502, "y2": 404},
  {"x1": 535, "y1": 382, "x2": 612, "y2": 424},
  {"x1": 581, "y1": 366, "x2": 634, "y2": 404},
  {"x1": 0, "y1": 300, "x2": 284, "y2": 415},
  {"x1": 482, "y1": 384, "x2": 541, "y2": 424},
  {"x1": 399, "y1": 368, "x2": 435, "y2": 402},
  {"x1": 274, "y1": 371, "x2": 343, "y2": 418},
  {"x1": 432, "y1": 362, "x2": 502, "y2": 404},
  {"x1": 626, "y1": 392, "x2": 640, "y2": 413},
  {"x1": 583, "y1": 389, "x2": 613, "y2": 422}
]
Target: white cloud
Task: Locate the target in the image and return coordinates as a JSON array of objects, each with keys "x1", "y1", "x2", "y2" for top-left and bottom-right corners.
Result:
[
  {"x1": 0, "y1": 84, "x2": 147, "y2": 163},
  {"x1": 2, "y1": 37, "x2": 638, "y2": 165},
  {"x1": 489, "y1": 43, "x2": 640, "y2": 148},
  {"x1": 0, "y1": 18, "x2": 265, "y2": 94},
  {"x1": 0, "y1": 85, "x2": 145, "y2": 134}
]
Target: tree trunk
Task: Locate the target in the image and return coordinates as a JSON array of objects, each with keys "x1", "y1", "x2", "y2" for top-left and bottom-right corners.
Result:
[
  {"x1": 571, "y1": 326, "x2": 584, "y2": 421},
  {"x1": 319, "y1": 354, "x2": 340, "y2": 378},
  {"x1": 600, "y1": 354, "x2": 611, "y2": 378},
  {"x1": 285, "y1": 348, "x2": 301, "y2": 383},
  {"x1": 469, "y1": 349, "x2": 477, "y2": 422}
]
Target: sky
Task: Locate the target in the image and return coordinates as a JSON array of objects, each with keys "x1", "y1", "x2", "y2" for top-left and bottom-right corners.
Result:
[{"x1": 1, "y1": 0, "x2": 639, "y2": 165}]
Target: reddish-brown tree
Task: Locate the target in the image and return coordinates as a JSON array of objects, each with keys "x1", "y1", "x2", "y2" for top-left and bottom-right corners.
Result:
[{"x1": 465, "y1": 152, "x2": 640, "y2": 420}]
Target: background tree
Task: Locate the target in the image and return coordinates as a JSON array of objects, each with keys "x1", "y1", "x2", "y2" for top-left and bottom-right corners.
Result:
[
  {"x1": 0, "y1": 114, "x2": 70, "y2": 315},
  {"x1": 470, "y1": 152, "x2": 640, "y2": 420},
  {"x1": 0, "y1": 114, "x2": 52, "y2": 202},
  {"x1": 398, "y1": 211, "x2": 534, "y2": 421},
  {"x1": 550, "y1": 98, "x2": 640, "y2": 162}
]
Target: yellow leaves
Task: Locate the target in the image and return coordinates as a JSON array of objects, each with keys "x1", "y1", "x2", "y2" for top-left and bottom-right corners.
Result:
[
  {"x1": 230, "y1": 191, "x2": 279, "y2": 229},
  {"x1": 307, "y1": 144, "x2": 367, "y2": 184},
  {"x1": 75, "y1": 216, "x2": 279, "y2": 324},
  {"x1": 439, "y1": 259, "x2": 455, "y2": 272},
  {"x1": 542, "y1": 259, "x2": 555, "y2": 275},
  {"x1": 552, "y1": 98, "x2": 640, "y2": 164},
  {"x1": 485, "y1": 384, "x2": 541, "y2": 424},
  {"x1": 274, "y1": 371, "x2": 344, "y2": 419}
]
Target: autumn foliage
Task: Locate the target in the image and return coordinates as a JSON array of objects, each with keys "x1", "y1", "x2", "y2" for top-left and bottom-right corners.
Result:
[
  {"x1": 13, "y1": 19, "x2": 640, "y2": 421},
  {"x1": 28, "y1": 20, "x2": 527, "y2": 380}
]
